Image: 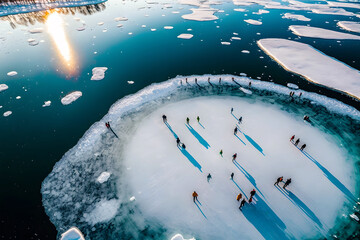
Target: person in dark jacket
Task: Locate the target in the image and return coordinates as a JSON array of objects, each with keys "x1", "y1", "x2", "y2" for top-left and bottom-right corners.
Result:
[
  {"x1": 250, "y1": 189, "x2": 256, "y2": 198},
  {"x1": 300, "y1": 144, "x2": 306, "y2": 151},
  {"x1": 239, "y1": 198, "x2": 246, "y2": 210},
  {"x1": 162, "y1": 115, "x2": 167, "y2": 122},
  {"x1": 274, "y1": 176, "x2": 283, "y2": 186},
  {"x1": 283, "y1": 178, "x2": 292, "y2": 189},
  {"x1": 295, "y1": 138, "x2": 300, "y2": 146}
]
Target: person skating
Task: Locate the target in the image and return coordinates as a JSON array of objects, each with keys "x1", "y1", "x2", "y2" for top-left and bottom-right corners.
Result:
[
  {"x1": 162, "y1": 115, "x2": 167, "y2": 123},
  {"x1": 186, "y1": 117, "x2": 190, "y2": 125},
  {"x1": 249, "y1": 82, "x2": 252, "y2": 87},
  {"x1": 176, "y1": 137, "x2": 180, "y2": 146},
  {"x1": 207, "y1": 173, "x2": 212, "y2": 182},
  {"x1": 274, "y1": 176, "x2": 283, "y2": 186},
  {"x1": 231, "y1": 107, "x2": 233, "y2": 114},
  {"x1": 239, "y1": 198, "x2": 246, "y2": 210},
  {"x1": 300, "y1": 144, "x2": 306, "y2": 151},
  {"x1": 192, "y1": 191, "x2": 198, "y2": 202},
  {"x1": 283, "y1": 178, "x2": 292, "y2": 189},
  {"x1": 248, "y1": 196, "x2": 253, "y2": 203},
  {"x1": 195, "y1": 78, "x2": 197, "y2": 84},
  {"x1": 197, "y1": 116, "x2": 200, "y2": 122},
  {"x1": 105, "y1": 122, "x2": 110, "y2": 129},
  {"x1": 208, "y1": 77, "x2": 210, "y2": 83},
  {"x1": 236, "y1": 193, "x2": 242, "y2": 201},
  {"x1": 250, "y1": 189, "x2": 256, "y2": 198},
  {"x1": 182, "y1": 143, "x2": 186, "y2": 149},
  {"x1": 232, "y1": 153, "x2": 237, "y2": 162},
  {"x1": 299, "y1": 92, "x2": 302, "y2": 97},
  {"x1": 238, "y1": 117, "x2": 242, "y2": 124},
  {"x1": 230, "y1": 172, "x2": 234, "y2": 180},
  {"x1": 185, "y1": 78, "x2": 188, "y2": 83},
  {"x1": 295, "y1": 138, "x2": 300, "y2": 146},
  {"x1": 290, "y1": 135, "x2": 295, "y2": 142},
  {"x1": 234, "y1": 127, "x2": 238, "y2": 135},
  {"x1": 219, "y1": 77, "x2": 221, "y2": 84},
  {"x1": 219, "y1": 149, "x2": 223, "y2": 157}
]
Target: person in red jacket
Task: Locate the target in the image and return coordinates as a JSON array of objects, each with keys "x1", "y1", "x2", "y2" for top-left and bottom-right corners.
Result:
[{"x1": 192, "y1": 191, "x2": 198, "y2": 202}]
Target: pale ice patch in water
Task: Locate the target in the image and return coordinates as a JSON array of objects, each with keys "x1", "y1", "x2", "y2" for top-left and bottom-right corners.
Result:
[
  {"x1": 241, "y1": 50, "x2": 250, "y2": 53},
  {"x1": 0, "y1": 84, "x2": 9, "y2": 92},
  {"x1": 127, "y1": 81, "x2": 134, "y2": 84},
  {"x1": 337, "y1": 21, "x2": 360, "y2": 34},
  {"x1": 234, "y1": 8, "x2": 246, "y2": 12},
  {"x1": 61, "y1": 91, "x2": 82, "y2": 105},
  {"x1": 97, "y1": 172, "x2": 111, "y2": 183},
  {"x1": 16, "y1": 96, "x2": 21, "y2": 99},
  {"x1": 287, "y1": 83, "x2": 299, "y2": 90},
  {"x1": 182, "y1": 8, "x2": 219, "y2": 21},
  {"x1": 244, "y1": 19, "x2": 262, "y2": 25},
  {"x1": 282, "y1": 13, "x2": 310, "y2": 22},
  {"x1": 28, "y1": 28, "x2": 43, "y2": 34},
  {"x1": 164, "y1": 26, "x2": 174, "y2": 29},
  {"x1": 289, "y1": 25, "x2": 360, "y2": 40},
  {"x1": 42, "y1": 101, "x2": 51, "y2": 107},
  {"x1": 253, "y1": 9, "x2": 269, "y2": 15},
  {"x1": 3, "y1": 111, "x2": 12, "y2": 117},
  {"x1": 7, "y1": 71, "x2": 17, "y2": 76},
  {"x1": 221, "y1": 41, "x2": 231, "y2": 45},
  {"x1": 114, "y1": 17, "x2": 128, "y2": 21},
  {"x1": 231, "y1": 37, "x2": 241, "y2": 40},
  {"x1": 257, "y1": 38, "x2": 360, "y2": 99},
  {"x1": 177, "y1": 33, "x2": 193, "y2": 39},
  {"x1": 83, "y1": 199, "x2": 121, "y2": 225},
  {"x1": 29, "y1": 40, "x2": 39, "y2": 46},
  {"x1": 98, "y1": 22, "x2": 104, "y2": 26},
  {"x1": 91, "y1": 67, "x2": 108, "y2": 81}
]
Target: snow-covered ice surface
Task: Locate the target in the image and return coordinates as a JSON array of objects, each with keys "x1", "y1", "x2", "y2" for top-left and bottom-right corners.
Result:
[
  {"x1": 61, "y1": 91, "x2": 83, "y2": 105},
  {"x1": 258, "y1": 38, "x2": 360, "y2": 99},
  {"x1": 42, "y1": 75, "x2": 360, "y2": 240},
  {"x1": 182, "y1": 8, "x2": 219, "y2": 21},
  {"x1": 289, "y1": 25, "x2": 360, "y2": 40},
  {"x1": 282, "y1": 13, "x2": 310, "y2": 21},
  {"x1": 337, "y1": 21, "x2": 360, "y2": 34}
]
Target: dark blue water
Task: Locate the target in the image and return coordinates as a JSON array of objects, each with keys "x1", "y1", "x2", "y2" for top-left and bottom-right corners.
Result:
[{"x1": 0, "y1": 0, "x2": 359, "y2": 239}]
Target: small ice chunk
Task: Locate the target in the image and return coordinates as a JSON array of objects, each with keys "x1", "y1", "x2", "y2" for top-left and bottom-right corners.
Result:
[
  {"x1": 77, "y1": 26, "x2": 86, "y2": 31},
  {"x1": 97, "y1": 172, "x2": 111, "y2": 183},
  {"x1": 27, "y1": 38, "x2": 36, "y2": 42},
  {"x1": 98, "y1": 22, "x2": 104, "y2": 26},
  {"x1": 241, "y1": 50, "x2": 250, "y2": 53},
  {"x1": 221, "y1": 42, "x2": 231, "y2": 45},
  {"x1": 16, "y1": 96, "x2": 21, "y2": 99},
  {"x1": 240, "y1": 87, "x2": 252, "y2": 94},
  {"x1": 29, "y1": 41, "x2": 39, "y2": 46},
  {"x1": 129, "y1": 196, "x2": 136, "y2": 201},
  {"x1": 3, "y1": 111, "x2": 12, "y2": 117},
  {"x1": 231, "y1": 37, "x2": 241, "y2": 40},
  {"x1": 128, "y1": 32, "x2": 133, "y2": 35},
  {"x1": 177, "y1": 33, "x2": 193, "y2": 39},
  {"x1": 164, "y1": 26, "x2": 174, "y2": 29},
  {"x1": 127, "y1": 81, "x2": 134, "y2": 84},
  {"x1": 141, "y1": 25, "x2": 146, "y2": 28},
  {"x1": 240, "y1": 73, "x2": 247, "y2": 76},
  {"x1": 287, "y1": 83, "x2": 299, "y2": 89},
  {"x1": 7, "y1": 71, "x2": 17, "y2": 76},
  {"x1": 349, "y1": 213, "x2": 359, "y2": 221},
  {"x1": 114, "y1": 17, "x2": 128, "y2": 22},
  {"x1": 28, "y1": 28, "x2": 43, "y2": 34},
  {"x1": 91, "y1": 67, "x2": 108, "y2": 81},
  {"x1": 61, "y1": 91, "x2": 82, "y2": 105},
  {"x1": 151, "y1": 28, "x2": 157, "y2": 31},
  {"x1": 283, "y1": 13, "x2": 311, "y2": 22},
  {"x1": 244, "y1": 19, "x2": 262, "y2": 25},
  {"x1": 289, "y1": 25, "x2": 360, "y2": 40},
  {"x1": 234, "y1": 8, "x2": 246, "y2": 12},
  {"x1": 42, "y1": 101, "x2": 51, "y2": 107},
  {"x1": 117, "y1": 24, "x2": 123, "y2": 28},
  {"x1": 187, "y1": 29, "x2": 192, "y2": 31}
]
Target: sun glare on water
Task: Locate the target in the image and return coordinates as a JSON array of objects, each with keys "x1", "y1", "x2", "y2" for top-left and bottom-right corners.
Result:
[{"x1": 46, "y1": 11, "x2": 76, "y2": 76}]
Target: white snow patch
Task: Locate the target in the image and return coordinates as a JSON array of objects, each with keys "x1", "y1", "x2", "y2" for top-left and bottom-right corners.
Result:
[
  {"x1": 3, "y1": 111, "x2": 12, "y2": 117},
  {"x1": 244, "y1": 19, "x2": 262, "y2": 25},
  {"x1": 28, "y1": 28, "x2": 43, "y2": 34},
  {"x1": 61, "y1": 91, "x2": 82, "y2": 105},
  {"x1": 114, "y1": 17, "x2": 128, "y2": 22},
  {"x1": 231, "y1": 37, "x2": 241, "y2": 40},
  {"x1": 42, "y1": 101, "x2": 51, "y2": 107},
  {"x1": 91, "y1": 67, "x2": 108, "y2": 81},
  {"x1": 258, "y1": 38, "x2": 360, "y2": 99},
  {"x1": 337, "y1": 21, "x2": 360, "y2": 34},
  {"x1": 289, "y1": 25, "x2": 360, "y2": 40},
  {"x1": 241, "y1": 50, "x2": 250, "y2": 53},
  {"x1": 0, "y1": 84, "x2": 9, "y2": 92},
  {"x1": 287, "y1": 83, "x2": 299, "y2": 90},
  {"x1": 97, "y1": 172, "x2": 111, "y2": 183},
  {"x1": 164, "y1": 26, "x2": 174, "y2": 29},
  {"x1": 221, "y1": 41, "x2": 231, "y2": 45},
  {"x1": 16, "y1": 96, "x2": 21, "y2": 99},
  {"x1": 7, "y1": 71, "x2": 17, "y2": 76},
  {"x1": 240, "y1": 87, "x2": 252, "y2": 94},
  {"x1": 177, "y1": 33, "x2": 193, "y2": 39},
  {"x1": 84, "y1": 199, "x2": 121, "y2": 225},
  {"x1": 127, "y1": 81, "x2": 135, "y2": 84},
  {"x1": 283, "y1": 13, "x2": 310, "y2": 21}
]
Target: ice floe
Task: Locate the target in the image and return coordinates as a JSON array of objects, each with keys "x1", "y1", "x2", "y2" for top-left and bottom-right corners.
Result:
[
  {"x1": 282, "y1": 13, "x2": 310, "y2": 21},
  {"x1": 234, "y1": 8, "x2": 246, "y2": 12},
  {"x1": 42, "y1": 101, "x2": 51, "y2": 107},
  {"x1": 91, "y1": 67, "x2": 108, "y2": 81},
  {"x1": 258, "y1": 38, "x2": 360, "y2": 99},
  {"x1": 97, "y1": 172, "x2": 111, "y2": 183},
  {"x1": 61, "y1": 227, "x2": 85, "y2": 240},
  {"x1": 182, "y1": 8, "x2": 219, "y2": 21},
  {"x1": 240, "y1": 87, "x2": 252, "y2": 94},
  {"x1": 114, "y1": 17, "x2": 128, "y2": 21},
  {"x1": 337, "y1": 21, "x2": 360, "y2": 34},
  {"x1": 289, "y1": 25, "x2": 360, "y2": 40},
  {"x1": 61, "y1": 91, "x2": 83, "y2": 105},
  {"x1": 244, "y1": 19, "x2": 262, "y2": 25},
  {"x1": 287, "y1": 83, "x2": 299, "y2": 90},
  {"x1": 164, "y1": 26, "x2": 174, "y2": 29},
  {"x1": 7, "y1": 71, "x2": 17, "y2": 76},
  {"x1": 0, "y1": 84, "x2": 8, "y2": 92},
  {"x1": 177, "y1": 33, "x2": 194, "y2": 39},
  {"x1": 127, "y1": 81, "x2": 134, "y2": 84},
  {"x1": 241, "y1": 50, "x2": 250, "y2": 53},
  {"x1": 28, "y1": 28, "x2": 43, "y2": 34},
  {"x1": 231, "y1": 36, "x2": 241, "y2": 40},
  {"x1": 221, "y1": 41, "x2": 231, "y2": 45},
  {"x1": 84, "y1": 199, "x2": 121, "y2": 225},
  {"x1": 3, "y1": 111, "x2": 12, "y2": 117}
]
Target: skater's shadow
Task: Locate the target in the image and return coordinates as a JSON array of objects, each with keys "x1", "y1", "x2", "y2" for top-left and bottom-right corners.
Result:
[
  {"x1": 233, "y1": 160, "x2": 266, "y2": 200},
  {"x1": 186, "y1": 124, "x2": 210, "y2": 149},
  {"x1": 302, "y1": 150, "x2": 356, "y2": 202},
  {"x1": 179, "y1": 146, "x2": 202, "y2": 172},
  {"x1": 232, "y1": 179, "x2": 248, "y2": 199},
  {"x1": 195, "y1": 201, "x2": 207, "y2": 219},
  {"x1": 276, "y1": 186, "x2": 323, "y2": 228},
  {"x1": 235, "y1": 133, "x2": 246, "y2": 145},
  {"x1": 198, "y1": 122, "x2": 205, "y2": 129},
  {"x1": 164, "y1": 122, "x2": 178, "y2": 139},
  {"x1": 242, "y1": 196, "x2": 289, "y2": 240},
  {"x1": 237, "y1": 125, "x2": 264, "y2": 156}
]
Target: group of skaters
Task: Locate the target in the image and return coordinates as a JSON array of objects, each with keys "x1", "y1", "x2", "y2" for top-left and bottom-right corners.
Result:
[
  {"x1": 289, "y1": 91, "x2": 302, "y2": 98},
  {"x1": 180, "y1": 77, "x2": 252, "y2": 88},
  {"x1": 290, "y1": 135, "x2": 307, "y2": 151},
  {"x1": 274, "y1": 176, "x2": 292, "y2": 189}
]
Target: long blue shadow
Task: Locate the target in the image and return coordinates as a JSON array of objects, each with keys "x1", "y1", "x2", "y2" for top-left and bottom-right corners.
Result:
[
  {"x1": 233, "y1": 160, "x2": 266, "y2": 200},
  {"x1": 179, "y1": 147, "x2": 202, "y2": 172},
  {"x1": 195, "y1": 201, "x2": 207, "y2": 219},
  {"x1": 186, "y1": 124, "x2": 210, "y2": 149},
  {"x1": 238, "y1": 129, "x2": 264, "y2": 156},
  {"x1": 242, "y1": 196, "x2": 290, "y2": 240},
  {"x1": 232, "y1": 179, "x2": 248, "y2": 199},
  {"x1": 196, "y1": 199, "x2": 202, "y2": 206},
  {"x1": 302, "y1": 151, "x2": 356, "y2": 202},
  {"x1": 198, "y1": 122, "x2": 205, "y2": 129},
  {"x1": 165, "y1": 122, "x2": 178, "y2": 139},
  {"x1": 276, "y1": 186, "x2": 323, "y2": 228},
  {"x1": 235, "y1": 134, "x2": 246, "y2": 145},
  {"x1": 109, "y1": 127, "x2": 119, "y2": 139}
]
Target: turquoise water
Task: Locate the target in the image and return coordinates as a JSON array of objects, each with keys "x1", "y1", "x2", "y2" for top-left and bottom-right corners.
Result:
[{"x1": 0, "y1": 0, "x2": 359, "y2": 239}]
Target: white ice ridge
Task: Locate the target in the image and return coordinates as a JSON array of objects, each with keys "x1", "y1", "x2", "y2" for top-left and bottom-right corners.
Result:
[
  {"x1": 337, "y1": 21, "x2": 360, "y2": 34},
  {"x1": 257, "y1": 38, "x2": 360, "y2": 99},
  {"x1": 171, "y1": 234, "x2": 195, "y2": 240},
  {"x1": 244, "y1": 19, "x2": 262, "y2": 25},
  {"x1": 177, "y1": 33, "x2": 194, "y2": 39},
  {"x1": 0, "y1": 84, "x2": 8, "y2": 92},
  {"x1": 61, "y1": 227, "x2": 85, "y2": 240},
  {"x1": 282, "y1": 13, "x2": 310, "y2": 21},
  {"x1": 61, "y1": 91, "x2": 83, "y2": 105},
  {"x1": 91, "y1": 67, "x2": 108, "y2": 81},
  {"x1": 289, "y1": 25, "x2": 360, "y2": 40},
  {"x1": 125, "y1": 96, "x2": 355, "y2": 240}
]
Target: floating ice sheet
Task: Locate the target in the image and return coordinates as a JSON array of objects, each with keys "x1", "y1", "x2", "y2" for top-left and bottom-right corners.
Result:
[
  {"x1": 3, "y1": 111, "x2": 12, "y2": 117},
  {"x1": 337, "y1": 21, "x2": 360, "y2": 34},
  {"x1": 7, "y1": 71, "x2": 17, "y2": 76},
  {"x1": 177, "y1": 33, "x2": 193, "y2": 39},
  {"x1": 282, "y1": 13, "x2": 310, "y2": 21},
  {"x1": 289, "y1": 25, "x2": 360, "y2": 40},
  {"x1": 61, "y1": 91, "x2": 83, "y2": 105},
  {"x1": 0, "y1": 84, "x2": 9, "y2": 92},
  {"x1": 91, "y1": 67, "x2": 108, "y2": 81},
  {"x1": 244, "y1": 19, "x2": 262, "y2": 25}
]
